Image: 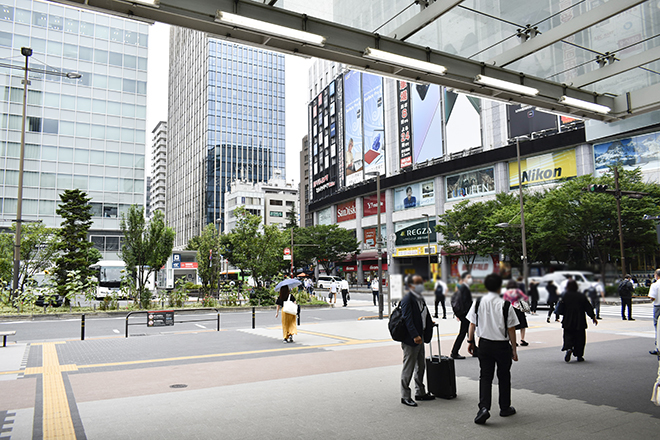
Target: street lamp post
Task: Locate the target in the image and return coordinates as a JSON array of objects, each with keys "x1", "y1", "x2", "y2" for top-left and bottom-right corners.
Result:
[
  {"x1": 422, "y1": 214, "x2": 432, "y2": 282},
  {"x1": 515, "y1": 136, "x2": 529, "y2": 293},
  {"x1": 366, "y1": 171, "x2": 383, "y2": 319},
  {"x1": 11, "y1": 47, "x2": 81, "y2": 298}
]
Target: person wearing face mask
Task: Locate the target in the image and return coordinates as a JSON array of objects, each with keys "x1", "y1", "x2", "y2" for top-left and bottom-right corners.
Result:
[
  {"x1": 451, "y1": 272, "x2": 474, "y2": 360},
  {"x1": 399, "y1": 274, "x2": 435, "y2": 407}
]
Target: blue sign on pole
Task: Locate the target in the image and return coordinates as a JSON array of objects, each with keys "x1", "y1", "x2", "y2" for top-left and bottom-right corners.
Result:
[{"x1": 172, "y1": 262, "x2": 181, "y2": 269}]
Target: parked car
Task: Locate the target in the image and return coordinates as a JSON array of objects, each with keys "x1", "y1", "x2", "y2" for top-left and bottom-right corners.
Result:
[
  {"x1": 316, "y1": 275, "x2": 342, "y2": 289},
  {"x1": 536, "y1": 271, "x2": 595, "y2": 305},
  {"x1": 35, "y1": 293, "x2": 64, "y2": 308}
]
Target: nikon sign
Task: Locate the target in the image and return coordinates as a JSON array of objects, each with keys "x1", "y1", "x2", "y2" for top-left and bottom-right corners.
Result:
[{"x1": 394, "y1": 219, "x2": 437, "y2": 246}]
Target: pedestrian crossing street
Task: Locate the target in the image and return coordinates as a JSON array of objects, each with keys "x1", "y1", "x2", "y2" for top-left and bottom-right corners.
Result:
[{"x1": 597, "y1": 303, "x2": 657, "y2": 321}]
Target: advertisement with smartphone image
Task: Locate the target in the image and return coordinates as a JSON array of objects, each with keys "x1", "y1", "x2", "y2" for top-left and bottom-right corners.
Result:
[
  {"x1": 412, "y1": 84, "x2": 443, "y2": 164},
  {"x1": 362, "y1": 72, "x2": 385, "y2": 176},
  {"x1": 344, "y1": 70, "x2": 364, "y2": 187}
]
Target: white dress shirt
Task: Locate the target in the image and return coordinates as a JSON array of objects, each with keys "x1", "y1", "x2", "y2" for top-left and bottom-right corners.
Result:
[
  {"x1": 649, "y1": 279, "x2": 660, "y2": 306},
  {"x1": 466, "y1": 292, "x2": 519, "y2": 341}
]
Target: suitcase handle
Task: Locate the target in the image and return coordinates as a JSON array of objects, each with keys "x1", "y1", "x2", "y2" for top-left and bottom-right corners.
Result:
[{"x1": 428, "y1": 323, "x2": 441, "y2": 358}]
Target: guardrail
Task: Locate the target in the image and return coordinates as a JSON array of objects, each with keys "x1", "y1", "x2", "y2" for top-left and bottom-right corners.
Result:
[{"x1": 125, "y1": 308, "x2": 220, "y2": 338}]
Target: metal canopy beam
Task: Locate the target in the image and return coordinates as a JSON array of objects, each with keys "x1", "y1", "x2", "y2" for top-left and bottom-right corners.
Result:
[
  {"x1": 488, "y1": 0, "x2": 646, "y2": 68},
  {"x1": 613, "y1": 82, "x2": 660, "y2": 117},
  {"x1": 388, "y1": 0, "x2": 463, "y2": 41},
  {"x1": 48, "y1": 0, "x2": 621, "y2": 121},
  {"x1": 572, "y1": 46, "x2": 660, "y2": 88}
]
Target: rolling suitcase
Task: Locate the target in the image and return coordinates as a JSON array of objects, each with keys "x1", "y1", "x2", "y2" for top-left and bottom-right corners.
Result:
[{"x1": 426, "y1": 323, "x2": 457, "y2": 399}]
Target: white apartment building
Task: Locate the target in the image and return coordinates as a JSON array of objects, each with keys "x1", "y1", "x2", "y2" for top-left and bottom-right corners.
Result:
[{"x1": 149, "y1": 120, "x2": 166, "y2": 216}]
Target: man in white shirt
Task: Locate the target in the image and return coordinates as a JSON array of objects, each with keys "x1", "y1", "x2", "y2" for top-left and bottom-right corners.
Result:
[
  {"x1": 371, "y1": 278, "x2": 379, "y2": 306},
  {"x1": 648, "y1": 269, "x2": 660, "y2": 355},
  {"x1": 329, "y1": 280, "x2": 338, "y2": 304},
  {"x1": 466, "y1": 273, "x2": 519, "y2": 425},
  {"x1": 340, "y1": 278, "x2": 350, "y2": 307}
]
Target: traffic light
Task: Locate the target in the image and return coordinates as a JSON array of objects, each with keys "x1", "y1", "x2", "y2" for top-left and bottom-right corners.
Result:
[{"x1": 588, "y1": 184, "x2": 609, "y2": 193}]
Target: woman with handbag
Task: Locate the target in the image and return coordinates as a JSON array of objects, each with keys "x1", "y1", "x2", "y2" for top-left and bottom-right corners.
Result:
[
  {"x1": 275, "y1": 285, "x2": 298, "y2": 343},
  {"x1": 503, "y1": 280, "x2": 530, "y2": 347}
]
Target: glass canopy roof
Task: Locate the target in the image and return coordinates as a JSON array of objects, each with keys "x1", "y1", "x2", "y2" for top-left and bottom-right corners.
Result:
[{"x1": 277, "y1": 0, "x2": 660, "y2": 101}]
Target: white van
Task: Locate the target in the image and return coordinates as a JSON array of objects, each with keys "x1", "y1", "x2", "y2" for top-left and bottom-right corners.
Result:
[
  {"x1": 316, "y1": 276, "x2": 342, "y2": 289},
  {"x1": 536, "y1": 271, "x2": 595, "y2": 304}
]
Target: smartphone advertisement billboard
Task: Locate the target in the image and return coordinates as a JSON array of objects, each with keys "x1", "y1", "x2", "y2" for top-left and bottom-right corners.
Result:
[
  {"x1": 362, "y1": 72, "x2": 385, "y2": 176},
  {"x1": 344, "y1": 70, "x2": 364, "y2": 187},
  {"x1": 445, "y1": 90, "x2": 482, "y2": 155},
  {"x1": 412, "y1": 83, "x2": 443, "y2": 164}
]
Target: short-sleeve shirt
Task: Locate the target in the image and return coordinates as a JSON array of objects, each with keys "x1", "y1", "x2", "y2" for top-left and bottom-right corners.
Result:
[
  {"x1": 330, "y1": 281, "x2": 338, "y2": 293},
  {"x1": 649, "y1": 279, "x2": 660, "y2": 306},
  {"x1": 466, "y1": 292, "x2": 519, "y2": 341}
]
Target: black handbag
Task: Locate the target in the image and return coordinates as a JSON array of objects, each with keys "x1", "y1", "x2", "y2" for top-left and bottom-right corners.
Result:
[{"x1": 555, "y1": 299, "x2": 565, "y2": 315}]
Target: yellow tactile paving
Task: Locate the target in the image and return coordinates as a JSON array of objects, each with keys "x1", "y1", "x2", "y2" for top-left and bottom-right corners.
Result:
[{"x1": 24, "y1": 342, "x2": 78, "y2": 440}]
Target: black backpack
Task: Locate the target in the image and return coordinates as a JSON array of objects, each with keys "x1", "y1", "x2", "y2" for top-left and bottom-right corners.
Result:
[
  {"x1": 388, "y1": 303, "x2": 407, "y2": 342},
  {"x1": 435, "y1": 283, "x2": 444, "y2": 296}
]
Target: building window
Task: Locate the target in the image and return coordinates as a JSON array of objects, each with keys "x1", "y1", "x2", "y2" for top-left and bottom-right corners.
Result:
[
  {"x1": 286, "y1": 201, "x2": 294, "y2": 207},
  {"x1": 269, "y1": 199, "x2": 282, "y2": 206}
]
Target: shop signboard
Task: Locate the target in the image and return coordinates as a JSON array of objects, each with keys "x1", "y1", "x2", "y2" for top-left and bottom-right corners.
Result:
[
  {"x1": 509, "y1": 149, "x2": 577, "y2": 189},
  {"x1": 362, "y1": 193, "x2": 386, "y2": 216},
  {"x1": 394, "y1": 218, "x2": 437, "y2": 246},
  {"x1": 337, "y1": 200, "x2": 356, "y2": 222}
]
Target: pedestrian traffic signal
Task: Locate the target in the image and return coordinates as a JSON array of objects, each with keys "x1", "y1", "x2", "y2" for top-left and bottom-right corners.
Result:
[{"x1": 588, "y1": 184, "x2": 609, "y2": 193}]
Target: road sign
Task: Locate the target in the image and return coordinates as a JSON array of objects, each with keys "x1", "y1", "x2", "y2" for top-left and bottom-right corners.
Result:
[
  {"x1": 283, "y1": 255, "x2": 292, "y2": 260},
  {"x1": 283, "y1": 248, "x2": 291, "y2": 255}
]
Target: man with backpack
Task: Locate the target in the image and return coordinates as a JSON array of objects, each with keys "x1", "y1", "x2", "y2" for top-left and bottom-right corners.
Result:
[
  {"x1": 399, "y1": 274, "x2": 435, "y2": 407},
  {"x1": 450, "y1": 272, "x2": 474, "y2": 360},
  {"x1": 433, "y1": 278, "x2": 448, "y2": 319},
  {"x1": 466, "y1": 273, "x2": 519, "y2": 425},
  {"x1": 618, "y1": 274, "x2": 635, "y2": 321},
  {"x1": 587, "y1": 278, "x2": 605, "y2": 320}
]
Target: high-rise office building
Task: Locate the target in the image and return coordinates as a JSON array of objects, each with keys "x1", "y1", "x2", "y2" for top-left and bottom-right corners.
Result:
[
  {"x1": 149, "y1": 120, "x2": 166, "y2": 217},
  {"x1": 167, "y1": 27, "x2": 285, "y2": 247},
  {"x1": 0, "y1": 0, "x2": 148, "y2": 259}
]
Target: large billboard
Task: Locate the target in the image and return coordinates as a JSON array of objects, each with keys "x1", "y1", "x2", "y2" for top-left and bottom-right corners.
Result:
[
  {"x1": 446, "y1": 167, "x2": 495, "y2": 200},
  {"x1": 362, "y1": 192, "x2": 386, "y2": 217},
  {"x1": 509, "y1": 149, "x2": 577, "y2": 189},
  {"x1": 445, "y1": 90, "x2": 482, "y2": 155},
  {"x1": 337, "y1": 200, "x2": 356, "y2": 222},
  {"x1": 394, "y1": 218, "x2": 437, "y2": 246},
  {"x1": 398, "y1": 81, "x2": 413, "y2": 169},
  {"x1": 412, "y1": 83, "x2": 443, "y2": 164},
  {"x1": 344, "y1": 70, "x2": 363, "y2": 186},
  {"x1": 393, "y1": 180, "x2": 435, "y2": 211},
  {"x1": 593, "y1": 131, "x2": 660, "y2": 177},
  {"x1": 507, "y1": 104, "x2": 558, "y2": 139},
  {"x1": 309, "y1": 78, "x2": 341, "y2": 201},
  {"x1": 362, "y1": 72, "x2": 385, "y2": 176}
]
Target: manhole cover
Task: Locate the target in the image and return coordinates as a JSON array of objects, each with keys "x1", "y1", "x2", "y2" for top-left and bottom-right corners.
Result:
[{"x1": 170, "y1": 384, "x2": 188, "y2": 389}]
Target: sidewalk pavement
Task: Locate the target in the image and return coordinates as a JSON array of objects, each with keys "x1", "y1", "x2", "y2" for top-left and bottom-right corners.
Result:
[{"x1": 1, "y1": 300, "x2": 659, "y2": 439}]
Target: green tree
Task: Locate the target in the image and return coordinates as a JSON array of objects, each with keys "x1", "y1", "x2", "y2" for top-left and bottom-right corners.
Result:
[
  {"x1": 285, "y1": 205, "x2": 298, "y2": 229},
  {"x1": 120, "y1": 206, "x2": 175, "y2": 307},
  {"x1": 436, "y1": 200, "x2": 493, "y2": 272},
  {"x1": 219, "y1": 207, "x2": 284, "y2": 287},
  {"x1": 293, "y1": 225, "x2": 360, "y2": 275},
  {"x1": 53, "y1": 189, "x2": 100, "y2": 300},
  {"x1": 192, "y1": 223, "x2": 222, "y2": 294},
  {"x1": 0, "y1": 223, "x2": 57, "y2": 290}
]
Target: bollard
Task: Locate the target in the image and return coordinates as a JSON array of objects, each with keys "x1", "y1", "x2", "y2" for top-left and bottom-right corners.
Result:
[
  {"x1": 252, "y1": 307, "x2": 256, "y2": 329},
  {"x1": 81, "y1": 314, "x2": 85, "y2": 340},
  {"x1": 297, "y1": 310, "x2": 300, "y2": 326}
]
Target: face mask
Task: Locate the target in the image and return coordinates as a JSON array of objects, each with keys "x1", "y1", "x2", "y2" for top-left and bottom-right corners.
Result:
[
  {"x1": 413, "y1": 284, "x2": 424, "y2": 294},
  {"x1": 464, "y1": 277, "x2": 473, "y2": 286}
]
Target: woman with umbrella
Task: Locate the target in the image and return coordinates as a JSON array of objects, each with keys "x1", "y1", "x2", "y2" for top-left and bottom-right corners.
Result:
[{"x1": 275, "y1": 279, "x2": 300, "y2": 343}]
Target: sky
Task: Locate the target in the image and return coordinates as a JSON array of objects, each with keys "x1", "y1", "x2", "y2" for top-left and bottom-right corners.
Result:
[{"x1": 145, "y1": 23, "x2": 311, "y2": 186}]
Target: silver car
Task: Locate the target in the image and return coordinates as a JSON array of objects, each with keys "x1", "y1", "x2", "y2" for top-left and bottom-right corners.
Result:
[{"x1": 535, "y1": 271, "x2": 596, "y2": 305}]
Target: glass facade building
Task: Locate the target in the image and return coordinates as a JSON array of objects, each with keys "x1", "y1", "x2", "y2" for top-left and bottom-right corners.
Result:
[
  {"x1": 168, "y1": 28, "x2": 285, "y2": 247},
  {"x1": 0, "y1": 0, "x2": 148, "y2": 258}
]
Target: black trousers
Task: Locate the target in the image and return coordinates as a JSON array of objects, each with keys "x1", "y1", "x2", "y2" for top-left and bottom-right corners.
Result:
[
  {"x1": 451, "y1": 316, "x2": 470, "y2": 356},
  {"x1": 477, "y1": 338, "x2": 512, "y2": 411},
  {"x1": 590, "y1": 297, "x2": 601, "y2": 318},
  {"x1": 530, "y1": 296, "x2": 538, "y2": 313},
  {"x1": 547, "y1": 301, "x2": 557, "y2": 320},
  {"x1": 372, "y1": 290, "x2": 379, "y2": 306},
  {"x1": 342, "y1": 289, "x2": 349, "y2": 306},
  {"x1": 562, "y1": 328, "x2": 586, "y2": 358},
  {"x1": 434, "y1": 293, "x2": 446, "y2": 317},
  {"x1": 621, "y1": 297, "x2": 632, "y2": 319}
]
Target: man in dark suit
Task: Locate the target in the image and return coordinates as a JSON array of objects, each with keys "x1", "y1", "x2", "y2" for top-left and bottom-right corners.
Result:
[
  {"x1": 400, "y1": 274, "x2": 435, "y2": 407},
  {"x1": 562, "y1": 279, "x2": 598, "y2": 362}
]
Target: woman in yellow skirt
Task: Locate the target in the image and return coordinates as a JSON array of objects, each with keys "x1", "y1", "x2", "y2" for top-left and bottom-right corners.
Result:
[{"x1": 275, "y1": 285, "x2": 298, "y2": 343}]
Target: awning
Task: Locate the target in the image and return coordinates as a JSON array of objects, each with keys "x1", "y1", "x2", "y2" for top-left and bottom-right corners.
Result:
[{"x1": 356, "y1": 250, "x2": 387, "y2": 261}]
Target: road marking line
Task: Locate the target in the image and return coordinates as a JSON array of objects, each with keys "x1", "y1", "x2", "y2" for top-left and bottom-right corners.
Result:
[
  {"x1": 113, "y1": 329, "x2": 120, "y2": 334},
  {"x1": 195, "y1": 324, "x2": 206, "y2": 329}
]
